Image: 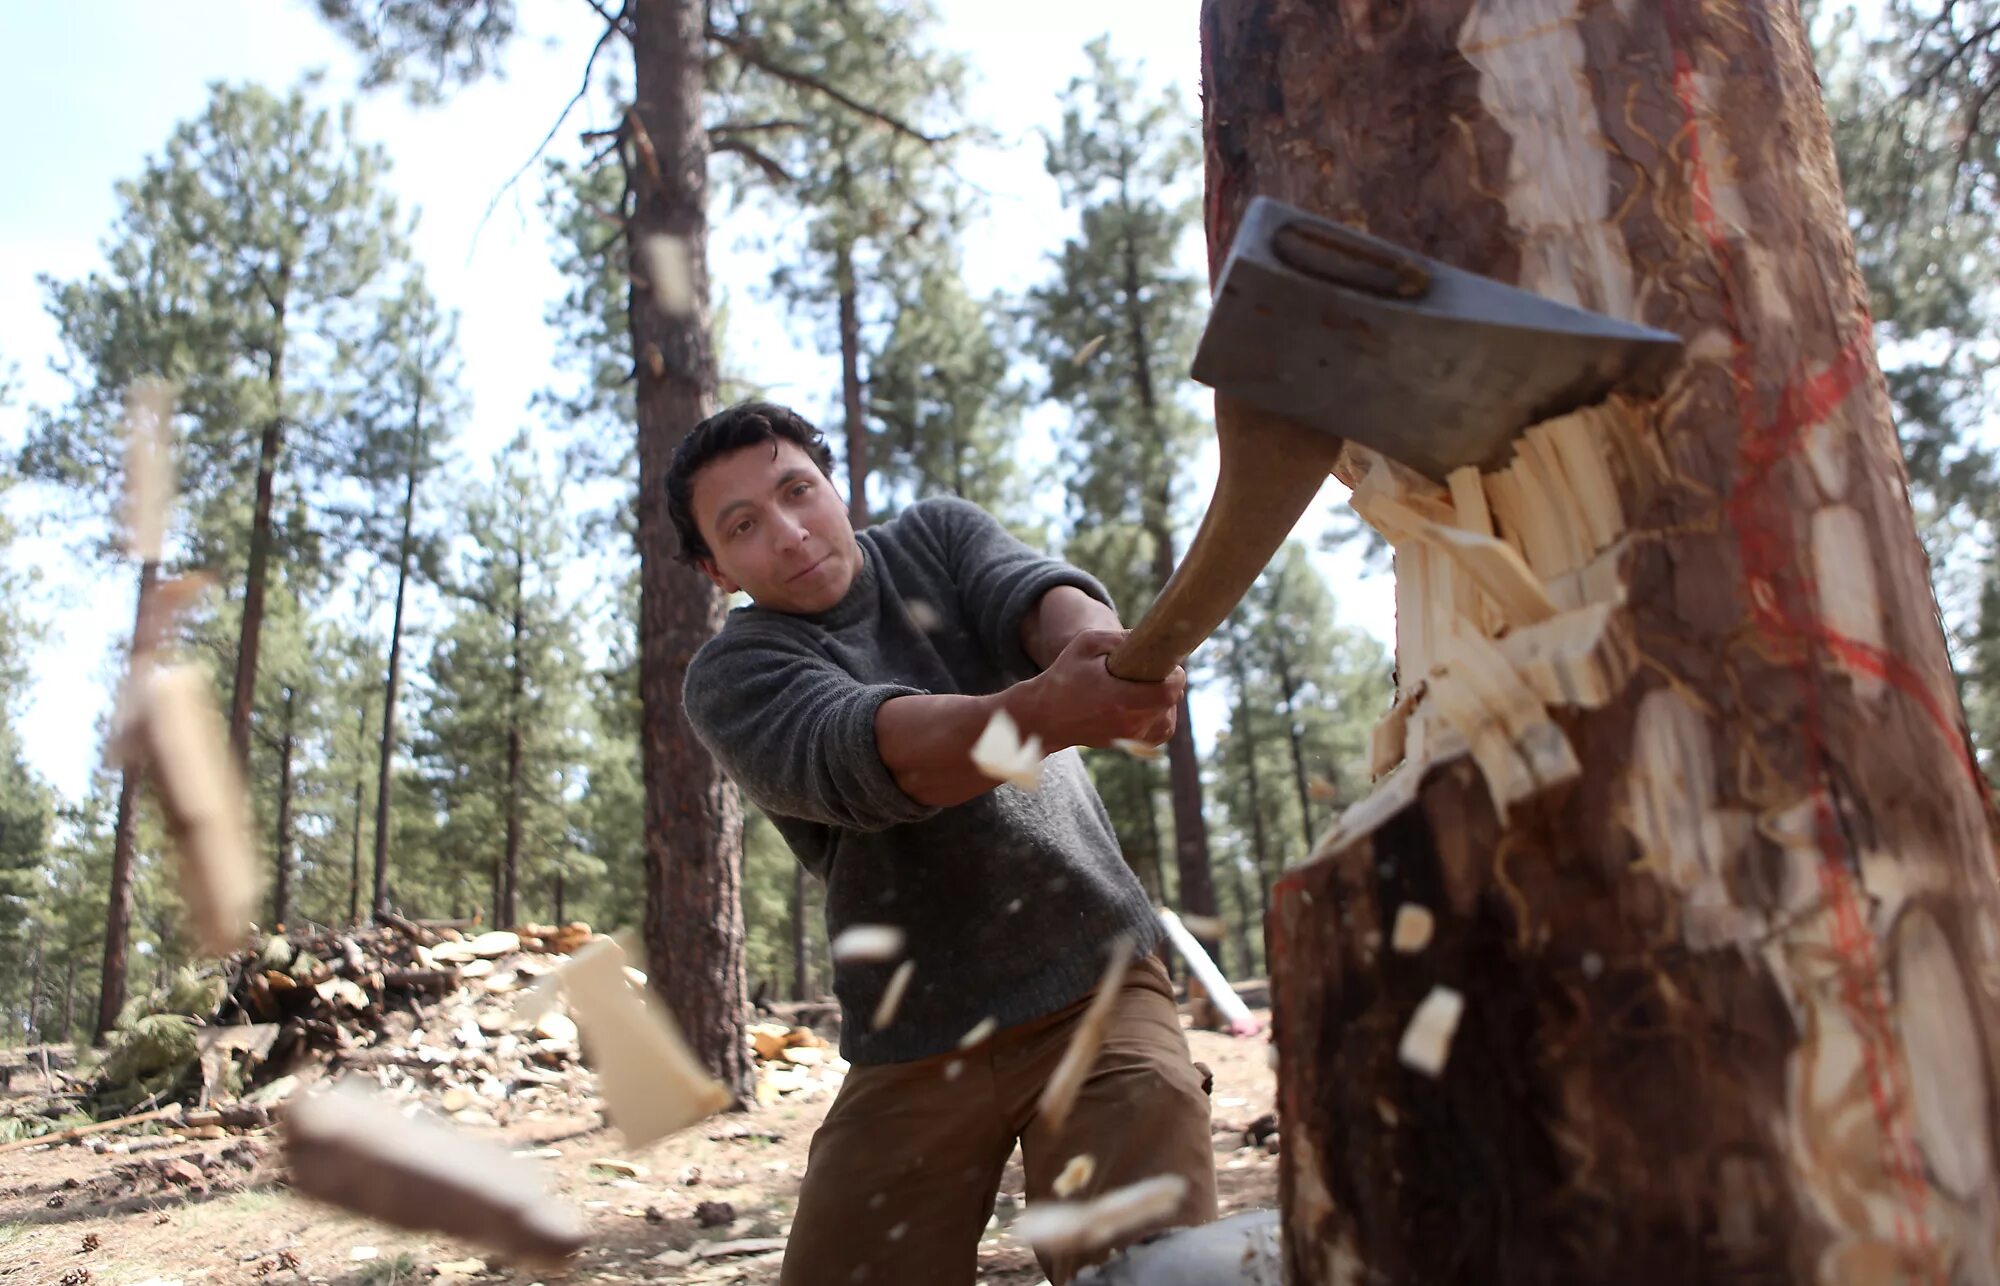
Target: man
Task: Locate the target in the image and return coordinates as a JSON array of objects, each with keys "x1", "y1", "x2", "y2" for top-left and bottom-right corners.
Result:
[{"x1": 671, "y1": 402, "x2": 1219, "y2": 1285}]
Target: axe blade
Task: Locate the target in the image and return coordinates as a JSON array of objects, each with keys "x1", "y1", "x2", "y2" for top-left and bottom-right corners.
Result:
[{"x1": 1191, "y1": 197, "x2": 1684, "y2": 481}]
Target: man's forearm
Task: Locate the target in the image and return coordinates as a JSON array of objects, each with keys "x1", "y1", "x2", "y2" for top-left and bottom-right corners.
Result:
[
  {"x1": 1020, "y1": 584, "x2": 1122, "y2": 670},
  {"x1": 875, "y1": 689, "x2": 1027, "y2": 808}
]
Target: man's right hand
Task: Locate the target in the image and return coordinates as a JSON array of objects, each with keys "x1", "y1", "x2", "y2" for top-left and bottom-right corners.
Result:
[{"x1": 1012, "y1": 629, "x2": 1184, "y2": 752}]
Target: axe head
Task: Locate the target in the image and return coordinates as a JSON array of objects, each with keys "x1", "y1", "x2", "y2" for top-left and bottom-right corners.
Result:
[{"x1": 1191, "y1": 197, "x2": 1685, "y2": 481}]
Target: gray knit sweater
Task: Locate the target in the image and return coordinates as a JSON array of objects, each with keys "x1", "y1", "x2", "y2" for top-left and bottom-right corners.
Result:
[{"x1": 683, "y1": 496, "x2": 1162, "y2": 1064}]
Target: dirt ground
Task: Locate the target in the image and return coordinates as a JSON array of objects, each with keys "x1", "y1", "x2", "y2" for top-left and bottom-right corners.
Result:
[{"x1": 0, "y1": 1015, "x2": 1276, "y2": 1286}]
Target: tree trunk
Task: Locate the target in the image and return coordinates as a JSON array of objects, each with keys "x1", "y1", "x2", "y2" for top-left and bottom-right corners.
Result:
[
  {"x1": 96, "y1": 559, "x2": 158, "y2": 1044},
  {"x1": 272, "y1": 684, "x2": 296, "y2": 930},
  {"x1": 1270, "y1": 622, "x2": 1318, "y2": 851},
  {"x1": 1210, "y1": 2, "x2": 2000, "y2": 1280},
  {"x1": 553, "y1": 870, "x2": 566, "y2": 926},
  {"x1": 629, "y1": 0, "x2": 755, "y2": 1104},
  {"x1": 61, "y1": 952, "x2": 76, "y2": 1044},
  {"x1": 26, "y1": 929, "x2": 43, "y2": 1044},
  {"x1": 1228, "y1": 638, "x2": 1275, "y2": 972},
  {"x1": 348, "y1": 758, "x2": 366, "y2": 925},
  {"x1": 838, "y1": 239, "x2": 868, "y2": 530},
  {"x1": 501, "y1": 542, "x2": 526, "y2": 930},
  {"x1": 229, "y1": 318, "x2": 287, "y2": 765},
  {"x1": 371, "y1": 343, "x2": 426, "y2": 922},
  {"x1": 791, "y1": 859, "x2": 809, "y2": 1000}
]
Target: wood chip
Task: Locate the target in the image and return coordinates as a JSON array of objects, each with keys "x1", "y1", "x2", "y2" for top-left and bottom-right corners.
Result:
[
  {"x1": 638, "y1": 234, "x2": 696, "y2": 318},
  {"x1": 829, "y1": 925, "x2": 905, "y2": 964},
  {"x1": 137, "y1": 666, "x2": 258, "y2": 956},
  {"x1": 1073, "y1": 334, "x2": 1108, "y2": 366},
  {"x1": 554, "y1": 939, "x2": 731, "y2": 1147},
  {"x1": 1398, "y1": 986, "x2": 1464, "y2": 1078},
  {"x1": 1035, "y1": 936, "x2": 1133, "y2": 1132},
  {"x1": 122, "y1": 378, "x2": 175, "y2": 563},
  {"x1": 972, "y1": 709, "x2": 1044, "y2": 791},
  {"x1": 871, "y1": 959, "x2": 915, "y2": 1031},
  {"x1": 1109, "y1": 738, "x2": 1163, "y2": 760},
  {"x1": 1052, "y1": 1153, "x2": 1095, "y2": 1198},
  {"x1": 283, "y1": 1080, "x2": 585, "y2": 1263},
  {"x1": 958, "y1": 1016, "x2": 998, "y2": 1049},
  {"x1": 1012, "y1": 1174, "x2": 1188, "y2": 1255},
  {"x1": 1391, "y1": 905, "x2": 1434, "y2": 954}
]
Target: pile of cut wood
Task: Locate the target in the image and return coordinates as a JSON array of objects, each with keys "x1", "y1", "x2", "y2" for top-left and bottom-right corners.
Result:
[{"x1": 744, "y1": 1020, "x2": 847, "y2": 1106}]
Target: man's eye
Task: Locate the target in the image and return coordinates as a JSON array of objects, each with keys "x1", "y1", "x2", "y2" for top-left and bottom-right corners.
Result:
[
  {"x1": 791, "y1": 481, "x2": 811, "y2": 497},
  {"x1": 732, "y1": 519, "x2": 754, "y2": 537}
]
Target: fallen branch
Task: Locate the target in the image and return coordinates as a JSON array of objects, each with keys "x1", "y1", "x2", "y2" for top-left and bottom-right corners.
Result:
[{"x1": 0, "y1": 1103, "x2": 183, "y2": 1155}]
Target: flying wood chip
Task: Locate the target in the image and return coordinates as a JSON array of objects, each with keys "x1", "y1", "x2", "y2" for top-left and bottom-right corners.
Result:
[
  {"x1": 1398, "y1": 985, "x2": 1464, "y2": 1078},
  {"x1": 139, "y1": 665, "x2": 258, "y2": 956},
  {"x1": 553, "y1": 939, "x2": 731, "y2": 1148},
  {"x1": 1109, "y1": 738, "x2": 1163, "y2": 761},
  {"x1": 829, "y1": 924, "x2": 905, "y2": 964},
  {"x1": 1391, "y1": 904, "x2": 1435, "y2": 954},
  {"x1": 1012, "y1": 1174, "x2": 1188, "y2": 1256},
  {"x1": 972, "y1": 708, "x2": 1044, "y2": 791},
  {"x1": 1037, "y1": 935, "x2": 1134, "y2": 1134},
  {"x1": 283, "y1": 1080, "x2": 585, "y2": 1264},
  {"x1": 122, "y1": 378, "x2": 175, "y2": 563},
  {"x1": 871, "y1": 959, "x2": 915, "y2": 1031},
  {"x1": 639, "y1": 234, "x2": 697, "y2": 318},
  {"x1": 1052, "y1": 1153, "x2": 1095, "y2": 1199}
]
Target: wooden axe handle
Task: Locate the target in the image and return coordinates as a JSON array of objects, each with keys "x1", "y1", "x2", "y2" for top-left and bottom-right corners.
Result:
[{"x1": 1108, "y1": 397, "x2": 1347, "y2": 682}]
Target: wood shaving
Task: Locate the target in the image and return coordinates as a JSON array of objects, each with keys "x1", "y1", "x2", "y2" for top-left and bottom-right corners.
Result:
[
  {"x1": 829, "y1": 925, "x2": 905, "y2": 965},
  {"x1": 1390, "y1": 905, "x2": 1435, "y2": 954},
  {"x1": 871, "y1": 959, "x2": 915, "y2": 1031},
  {"x1": 122, "y1": 378, "x2": 175, "y2": 563},
  {"x1": 283, "y1": 1079, "x2": 585, "y2": 1263},
  {"x1": 638, "y1": 234, "x2": 696, "y2": 318},
  {"x1": 1052, "y1": 1153, "x2": 1095, "y2": 1198},
  {"x1": 958, "y1": 1016, "x2": 997, "y2": 1048},
  {"x1": 1398, "y1": 985, "x2": 1464, "y2": 1078},
  {"x1": 1110, "y1": 738, "x2": 1163, "y2": 760},
  {"x1": 1179, "y1": 914, "x2": 1227, "y2": 941},
  {"x1": 905, "y1": 599, "x2": 943, "y2": 632},
  {"x1": 1012, "y1": 1174, "x2": 1187, "y2": 1255},
  {"x1": 971, "y1": 708, "x2": 1044, "y2": 791},
  {"x1": 137, "y1": 666, "x2": 258, "y2": 956},
  {"x1": 552, "y1": 938, "x2": 730, "y2": 1146},
  {"x1": 1072, "y1": 334, "x2": 1108, "y2": 366},
  {"x1": 1036, "y1": 935, "x2": 1133, "y2": 1132}
]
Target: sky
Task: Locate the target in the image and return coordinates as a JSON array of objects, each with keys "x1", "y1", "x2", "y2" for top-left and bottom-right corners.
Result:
[{"x1": 0, "y1": 0, "x2": 1391, "y2": 803}]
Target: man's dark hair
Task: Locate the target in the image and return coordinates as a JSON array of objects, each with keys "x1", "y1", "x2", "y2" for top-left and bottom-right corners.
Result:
[{"x1": 666, "y1": 401, "x2": 837, "y2": 565}]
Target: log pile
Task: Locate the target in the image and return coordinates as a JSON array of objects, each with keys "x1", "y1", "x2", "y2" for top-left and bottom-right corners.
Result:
[{"x1": 743, "y1": 1021, "x2": 846, "y2": 1107}]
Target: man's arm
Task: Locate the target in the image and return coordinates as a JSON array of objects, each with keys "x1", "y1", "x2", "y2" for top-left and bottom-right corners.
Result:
[
  {"x1": 876, "y1": 625, "x2": 1184, "y2": 808},
  {"x1": 1019, "y1": 584, "x2": 1123, "y2": 671}
]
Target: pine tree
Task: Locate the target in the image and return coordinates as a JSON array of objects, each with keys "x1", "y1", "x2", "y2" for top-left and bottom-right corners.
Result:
[{"x1": 1026, "y1": 38, "x2": 1220, "y2": 945}]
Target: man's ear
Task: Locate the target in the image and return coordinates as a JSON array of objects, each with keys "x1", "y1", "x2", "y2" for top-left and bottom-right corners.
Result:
[{"x1": 698, "y1": 557, "x2": 740, "y2": 595}]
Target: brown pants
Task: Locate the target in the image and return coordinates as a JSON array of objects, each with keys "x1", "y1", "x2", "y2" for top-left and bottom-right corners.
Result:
[{"x1": 779, "y1": 955, "x2": 1219, "y2": 1286}]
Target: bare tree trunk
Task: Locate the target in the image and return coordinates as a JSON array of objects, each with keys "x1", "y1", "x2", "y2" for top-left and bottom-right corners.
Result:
[
  {"x1": 837, "y1": 239, "x2": 868, "y2": 530},
  {"x1": 272, "y1": 684, "x2": 297, "y2": 930},
  {"x1": 1210, "y1": 2, "x2": 2000, "y2": 1280},
  {"x1": 1269, "y1": 620, "x2": 1318, "y2": 849},
  {"x1": 61, "y1": 953, "x2": 76, "y2": 1045},
  {"x1": 791, "y1": 860, "x2": 809, "y2": 1000},
  {"x1": 229, "y1": 310, "x2": 288, "y2": 764},
  {"x1": 96, "y1": 559, "x2": 158, "y2": 1044},
  {"x1": 1227, "y1": 636, "x2": 1275, "y2": 972},
  {"x1": 371, "y1": 347, "x2": 426, "y2": 922},
  {"x1": 26, "y1": 929, "x2": 43, "y2": 1045},
  {"x1": 348, "y1": 736, "x2": 366, "y2": 925},
  {"x1": 501, "y1": 542, "x2": 526, "y2": 930},
  {"x1": 553, "y1": 870, "x2": 565, "y2": 926},
  {"x1": 630, "y1": 0, "x2": 754, "y2": 1104}
]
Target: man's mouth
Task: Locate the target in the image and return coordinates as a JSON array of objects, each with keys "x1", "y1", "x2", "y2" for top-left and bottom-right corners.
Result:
[{"x1": 788, "y1": 554, "x2": 828, "y2": 583}]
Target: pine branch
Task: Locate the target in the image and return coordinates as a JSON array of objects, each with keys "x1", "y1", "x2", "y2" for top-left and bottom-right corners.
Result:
[
  {"x1": 704, "y1": 25, "x2": 951, "y2": 146},
  {"x1": 710, "y1": 137, "x2": 793, "y2": 186}
]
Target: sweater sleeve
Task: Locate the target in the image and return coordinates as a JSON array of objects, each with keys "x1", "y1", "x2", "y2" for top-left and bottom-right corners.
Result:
[
  {"x1": 914, "y1": 497, "x2": 1117, "y2": 681},
  {"x1": 683, "y1": 626, "x2": 942, "y2": 834}
]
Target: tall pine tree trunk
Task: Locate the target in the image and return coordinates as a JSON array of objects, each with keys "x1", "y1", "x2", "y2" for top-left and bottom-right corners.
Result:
[
  {"x1": 837, "y1": 238, "x2": 867, "y2": 530},
  {"x1": 229, "y1": 313, "x2": 288, "y2": 764},
  {"x1": 26, "y1": 930, "x2": 43, "y2": 1044},
  {"x1": 630, "y1": 0, "x2": 754, "y2": 1104},
  {"x1": 272, "y1": 684, "x2": 296, "y2": 930},
  {"x1": 371, "y1": 356, "x2": 426, "y2": 921},
  {"x1": 501, "y1": 547, "x2": 526, "y2": 930},
  {"x1": 1271, "y1": 631, "x2": 1317, "y2": 850},
  {"x1": 1227, "y1": 639, "x2": 1275, "y2": 960},
  {"x1": 1211, "y1": 1, "x2": 2000, "y2": 1278},
  {"x1": 348, "y1": 722, "x2": 367, "y2": 926},
  {"x1": 96, "y1": 559, "x2": 158, "y2": 1044},
  {"x1": 791, "y1": 861, "x2": 809, "y2": 1000}
]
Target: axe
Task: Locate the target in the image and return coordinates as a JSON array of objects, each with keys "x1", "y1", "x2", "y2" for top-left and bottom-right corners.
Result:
[{"x1": 1104, "y1": 196, "x2": 1684, "y2": 683}]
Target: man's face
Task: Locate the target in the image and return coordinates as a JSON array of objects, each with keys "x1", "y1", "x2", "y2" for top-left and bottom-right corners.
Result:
[{"x1": 691, "y1": 438, "x2": 862, "y2": 614}]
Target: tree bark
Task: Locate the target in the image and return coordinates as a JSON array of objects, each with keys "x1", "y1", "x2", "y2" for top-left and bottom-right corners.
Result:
[
  {"x1": 1227, "y1": 637, "x2": 1275, "y2": 974},
  {"x1": 1211, "y1": 2, "x2": 2000, "y2": 1280},
  {"x1": 501, "y1": 538, "x2": 526, "y2": 930},
  {"x1": 630, "y1": 0, "x2": 755, "y2": 1104},
  {"x1": 837, "y1": 238, "x2": 868, "y2": 530},
  {"x1": 229, "y1": 308, "x2": 288, "y2": 765},
  {"x1": 791, "y1": 859, "x2": 809, "y2": 1000},
  {"x1": 371, "y1": 339, "x2": 426, "y2": 922},
  {"x1": 96, "y1": 559, "x2": 158, "y2": 1044},
  {"x1": 348, "y1": 706, "x2": 367, "y2": 926},
  {"x1": 272, "y1": 683, "x2": 296, "y2": 930}
]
